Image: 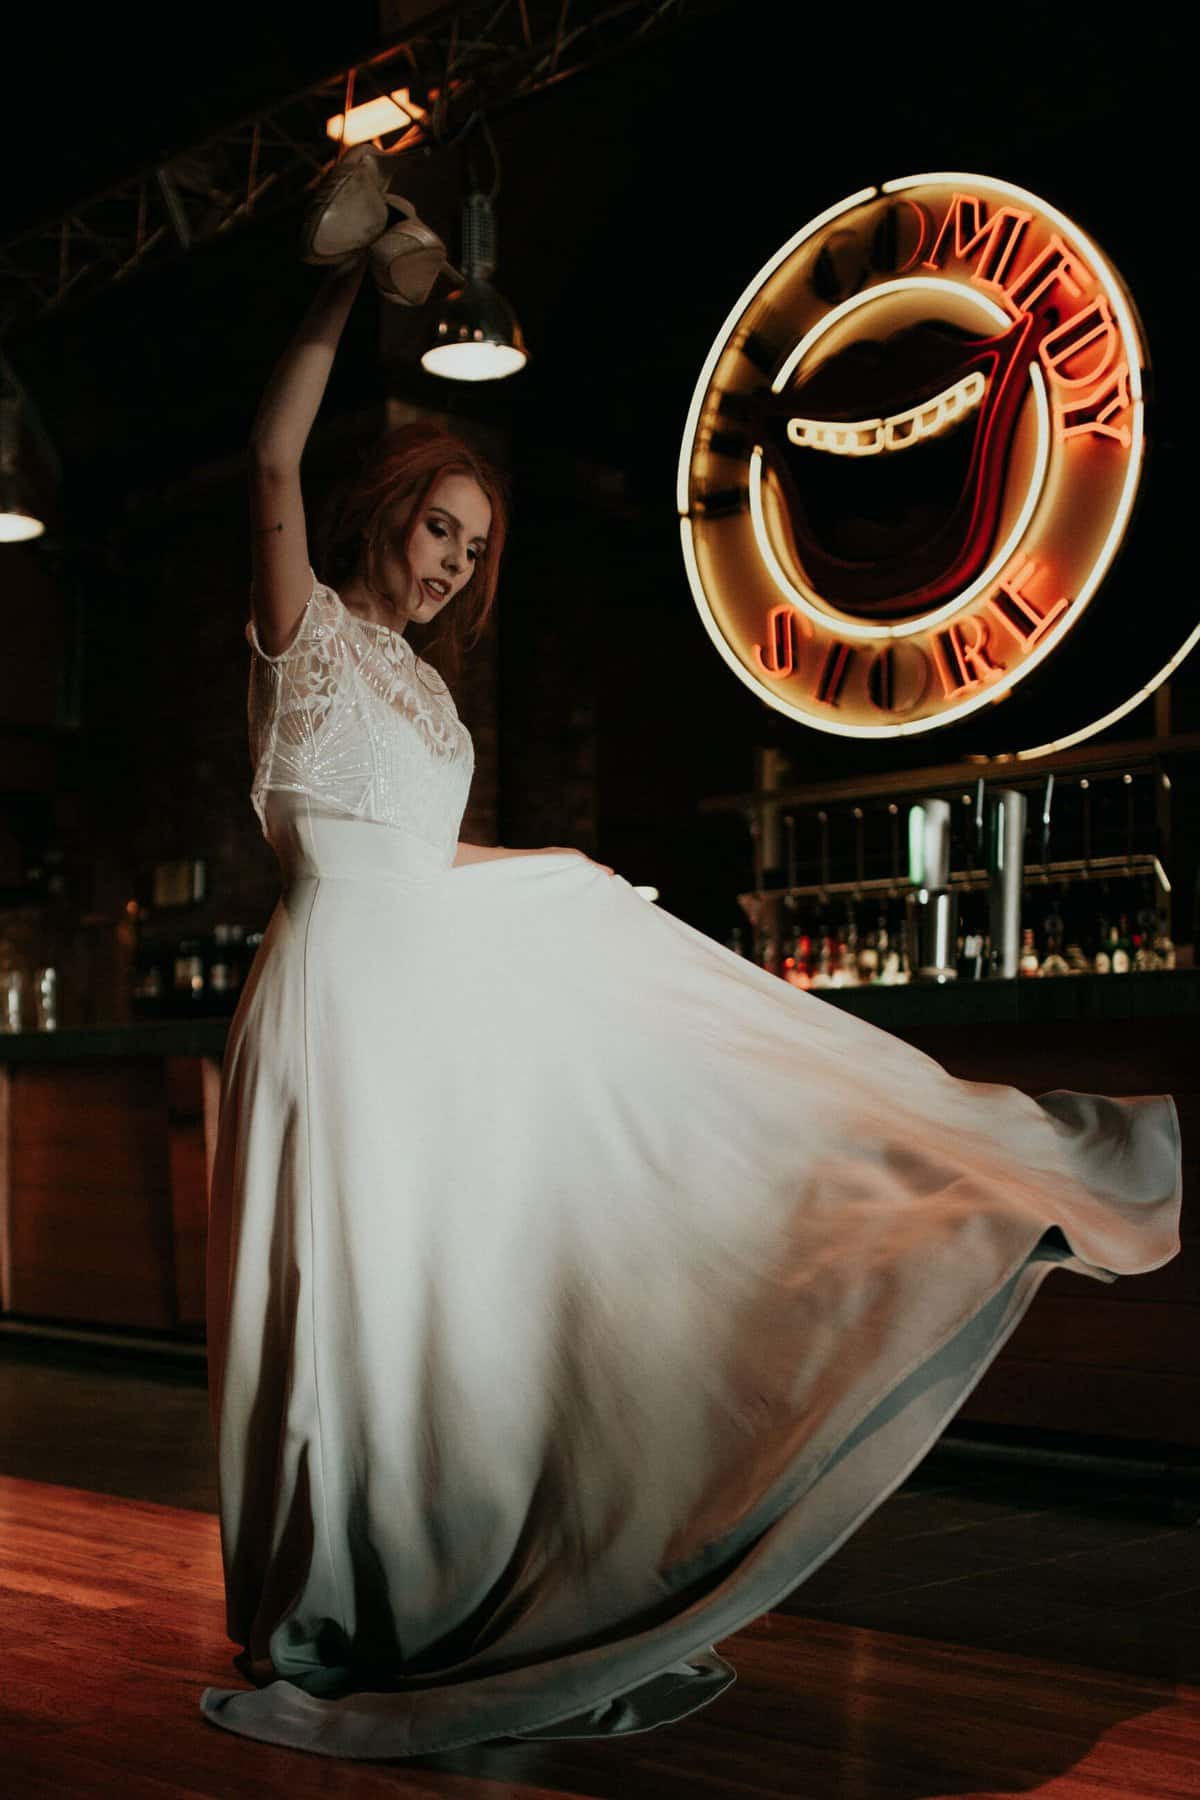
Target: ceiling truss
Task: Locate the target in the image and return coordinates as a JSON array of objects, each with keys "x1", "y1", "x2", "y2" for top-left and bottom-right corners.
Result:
[{"x1": 0, "y1": 0, "x2": 702, "y2": 334}]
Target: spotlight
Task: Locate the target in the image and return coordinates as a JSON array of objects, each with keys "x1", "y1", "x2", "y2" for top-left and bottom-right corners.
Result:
[
  {"x1": 325, "y1": 89, "x2": 426, "y2": 148},
  {"x1": 421, "y1": 193, "x2": 527, "y2": 382},
  {"x1": 0, "y1": 397, "x2": 45, "y2": 543}
]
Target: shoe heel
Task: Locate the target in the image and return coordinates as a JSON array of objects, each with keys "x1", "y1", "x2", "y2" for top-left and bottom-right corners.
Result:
[
  {"x1": 301, "y1": 149, "x2": 393, "y2": 265},
  {"x1": 368, "y1": 201, "x2": 457, "y2": 306}
]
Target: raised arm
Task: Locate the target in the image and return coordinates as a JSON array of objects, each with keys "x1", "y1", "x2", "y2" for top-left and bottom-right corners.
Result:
[{"x1": 248, "y1": 255, "x2": 368, "y2": 658}]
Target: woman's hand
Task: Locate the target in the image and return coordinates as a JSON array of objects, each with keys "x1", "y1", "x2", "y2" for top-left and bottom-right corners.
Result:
[
  {"x1": 543, "y1": 846, "x2": 615, "y2": 877},
  {"x1": 452, "y1": 842, "x2": 615, "y2": 875}
]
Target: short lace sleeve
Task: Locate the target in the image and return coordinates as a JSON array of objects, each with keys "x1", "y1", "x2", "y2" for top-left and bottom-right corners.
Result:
[
  {"x1": 245, "y1": 566, "x2": 474, "y2": 856},
  {"x1": 246, "y1": 568, "x2": 332, "y2": 663}
]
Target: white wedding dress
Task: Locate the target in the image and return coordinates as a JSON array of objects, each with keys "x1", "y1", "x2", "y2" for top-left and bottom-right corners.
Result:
[{"x1": 200, "y1": 568, "x2": 1182, "y2": 1760}]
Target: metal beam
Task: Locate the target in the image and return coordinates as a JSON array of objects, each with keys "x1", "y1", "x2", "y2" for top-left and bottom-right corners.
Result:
[{"x1": 0, "y1": 0, "x2": 705, "y2": 332}]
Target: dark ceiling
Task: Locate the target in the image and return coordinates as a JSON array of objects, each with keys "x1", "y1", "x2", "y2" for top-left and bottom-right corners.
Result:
[
  {"x1": 7, "y1": 6, "x2": 1182, "y2": 470},
  {"x1": 0, "y1": 7, "x2": 382, "y2": 238},
  {"x1": 2, "y1": 4, "x2": 1191, "y2": 770}
]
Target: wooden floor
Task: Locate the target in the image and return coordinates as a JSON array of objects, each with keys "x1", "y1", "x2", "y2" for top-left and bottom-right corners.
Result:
[{"x1": 0, "y1": 1472, "x2": 1195, "y2": 1798}]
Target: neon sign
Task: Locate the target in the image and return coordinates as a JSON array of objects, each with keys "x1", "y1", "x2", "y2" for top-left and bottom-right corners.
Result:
[{"x1": 678, "y1": 174, "x2": 1148, "y2": 738}]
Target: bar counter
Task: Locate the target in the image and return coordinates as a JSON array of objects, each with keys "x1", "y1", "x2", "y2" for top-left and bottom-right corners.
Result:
[
  {"x1": 2, "y1": 971, "x2": 1196, "y2": 1448},
  {"x1": 2, "y1": 967, "x2": 1199, "y2": 1061}
]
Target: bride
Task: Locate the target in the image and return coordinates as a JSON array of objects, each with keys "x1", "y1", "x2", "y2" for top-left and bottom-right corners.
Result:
[{"x1": 199, "y1": 239, "x2": 1182, "y2": 1763}]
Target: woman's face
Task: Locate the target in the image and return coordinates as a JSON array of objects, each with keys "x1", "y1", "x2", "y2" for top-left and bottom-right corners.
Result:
[{"x1": 372, "y1": 471, "x2": 492, "y2": 626}]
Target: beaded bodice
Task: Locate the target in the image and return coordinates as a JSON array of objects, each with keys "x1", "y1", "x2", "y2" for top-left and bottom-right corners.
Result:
[{"x1": 245, "y1": 569, "x2": 474, "y2": 864}]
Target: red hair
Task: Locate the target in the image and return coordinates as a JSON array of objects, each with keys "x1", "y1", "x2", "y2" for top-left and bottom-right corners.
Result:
[{"x1": 313, "y1": 420, "x2": 508, "y2": 686}]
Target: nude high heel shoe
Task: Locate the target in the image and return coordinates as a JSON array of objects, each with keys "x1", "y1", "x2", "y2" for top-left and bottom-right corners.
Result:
[
  {"x1": 301, "y1": 145, "x2": 394, "y2": 265},
  {"x1": 368, "y1": 198, "x2": 464, "y2": 306}
]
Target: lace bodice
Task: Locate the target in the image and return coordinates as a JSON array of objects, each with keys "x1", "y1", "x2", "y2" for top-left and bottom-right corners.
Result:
[{"x1": 245, "y1": 569, "x2": 474, "y2": 863}]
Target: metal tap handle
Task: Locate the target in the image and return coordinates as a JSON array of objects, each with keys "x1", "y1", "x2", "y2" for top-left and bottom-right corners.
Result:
[{"x1": 1041, "y1": 773, "x2": 1055, "y2": 869}]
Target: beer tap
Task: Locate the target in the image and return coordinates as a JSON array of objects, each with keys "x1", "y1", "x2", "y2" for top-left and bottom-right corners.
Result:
[
  {"x1": 974, "y1": 777, "x2": 986, "y2": 867},
  {"x1": 1040, "y1": 773, "x2": 1055, "y2": 875},
  {"x1": 960, "y1": 780, "x2": 987, "y2": 979},
  {"x1": 986, "y1": 786, "x2": 1028, "y2": 979},
  {"x1": 961, "y1": 792, "x2": 975, "y2": 885},
  {"x1": 1039, "y1": 773, "x2": 1069, "y2": 975},
  {"x1": 905, "y1": 797, "x2": 957, "y2": 982},
  {"x1": 748, "y1": 807, "x2": 764, "y2": 898},
  {"x1": 782, "y1": 812, "x2": 798, "y2": 946}
]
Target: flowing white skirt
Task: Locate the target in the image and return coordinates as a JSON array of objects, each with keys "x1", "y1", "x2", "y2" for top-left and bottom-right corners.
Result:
[{"x1": 200, "y1": 792, "x2": 1182, "y2": 1759}]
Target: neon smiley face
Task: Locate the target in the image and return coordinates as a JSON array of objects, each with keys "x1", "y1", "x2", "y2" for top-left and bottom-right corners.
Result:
[{"x1": 679, "y1": 174, "x2": 1147, "y2": 738}]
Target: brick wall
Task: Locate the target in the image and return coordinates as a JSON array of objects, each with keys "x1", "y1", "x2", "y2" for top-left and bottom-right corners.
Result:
[{"x1": 0, "y1": 394, "x2": 505, "y2": 1027}]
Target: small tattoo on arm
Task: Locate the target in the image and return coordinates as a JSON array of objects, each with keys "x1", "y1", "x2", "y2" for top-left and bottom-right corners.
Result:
[{"x1": 256, "y1": 521, "x2": 284, "y2": 534}]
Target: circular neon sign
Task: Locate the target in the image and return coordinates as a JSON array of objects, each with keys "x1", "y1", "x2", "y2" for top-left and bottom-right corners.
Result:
[{"x1": 678, "y1": 173, "x2": 1149, "y2": 738}]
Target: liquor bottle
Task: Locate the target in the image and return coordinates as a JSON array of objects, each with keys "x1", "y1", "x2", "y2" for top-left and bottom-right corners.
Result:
[
  {"x1": 208, "y1": 923, "x2": 245, "y2": 1014},
  {"x1": 243, "y1": 931, "x2": 265, "y2": 989},
  {"x1": 1093, "y1": 914, "x2": 1112, "y2": 974},
  {"x1": 1018, "y1": 927, "x2": 1041, "y2": 977},
  {"x1": 230, "y1": 923, "x2": 249, "y2": 994},
  {"x1": 1153, "y1": 925, "x2": 1176, "y2": 970},
  {"x1": 1040, "y1": 899, "x2": 1070, "y2": 977},
  {"x1": 1042, "y1": 896, "x2": 1063, "y2": 945},
  {"x1": 958, "y1": 929, "x2": 986, "y2": 981},
  {"x1": 811, "y1": 928, "x2": 834, "y2": 989},
  {"x1": 725, "y1": 926, "x2": 747, "y2": 958},
  {"x1": 838, "y1": 909, "x2": 860, "y2": 987},
  {"x1": 1041, "y1": 929, "x2": 1069, "y2": 977},
  {"x1": 131, "y1": 935, "x2": 167, "y2": 1019},
  {"x1": 1112, "y1": 914, "x2": 1132, "y2": 975},
  {"x1": 172, "y1": 936, "x2": 207, "y2": 1012},
  {"x1": 783, "y1": 927, "x2": 812, "y2": 989},
  {"x1": 873, "y1": 914, "x2": 889, "y2": 980},
  {"x1": 1064, "y1": 938, "x2": 1089, "y2": 973},
  {"x1": 858, "y1": 922, "x2": 880, "y2": 984},
  {"x1": 777, "y1": 895, "x2": 799, "y2": 977},
  {"x1": 955, "y1": 891, "x2": 984, "y2": 980},
  {"x1": 895, "y1": 914, "x2": 913, "y2": 985},
  {"x1": 880, "y1": 928, "x2": 903, "y2": 984}
]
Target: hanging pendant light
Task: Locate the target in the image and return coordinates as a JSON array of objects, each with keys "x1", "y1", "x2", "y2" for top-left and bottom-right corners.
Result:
[
  {"x1": 0, "y1": 394, "x2": 45, "y2": 542},
  {"x1": 421, "y1": 192, "x2": 528, "y2": 382}
]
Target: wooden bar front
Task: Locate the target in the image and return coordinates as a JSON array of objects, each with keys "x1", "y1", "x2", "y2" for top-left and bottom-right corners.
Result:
[{"x1": 0, "y1": 983, "x2": 1194, "y2": 1449}]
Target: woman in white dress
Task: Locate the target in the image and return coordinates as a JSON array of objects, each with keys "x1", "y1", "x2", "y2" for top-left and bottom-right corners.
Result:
[{"x1": 200, "y1": 251, "x2": 1182, "y2": 1761}]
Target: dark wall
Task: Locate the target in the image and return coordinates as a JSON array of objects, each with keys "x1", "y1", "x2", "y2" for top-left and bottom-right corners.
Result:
[
  {"x1": 469, "y1": 8, "x2": 1195, "y2": 934},
  {"x1": 1, "y1": 4, "x2": 1193, "y2": 1012}
]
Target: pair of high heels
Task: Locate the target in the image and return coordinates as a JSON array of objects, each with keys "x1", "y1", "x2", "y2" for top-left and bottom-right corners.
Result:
[{"x1": 301, "y1": 145, "x2": 463, "y2": 307}]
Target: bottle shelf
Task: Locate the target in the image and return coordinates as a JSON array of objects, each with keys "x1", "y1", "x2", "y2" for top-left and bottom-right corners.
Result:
[{"x1": 739, "y1": 851, "x2": 1170, "y2": 910}]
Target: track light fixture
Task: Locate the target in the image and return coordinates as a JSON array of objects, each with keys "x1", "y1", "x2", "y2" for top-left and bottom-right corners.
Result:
[
  {"x1": 326, "y1": 88, "x2": 427, "y2": 149},
  {"x1": 0, "y1": 392, "x2": 45, "y2": 543},
  {"x1": 421, "y1": 191, "x2": 528, "y2": 383}
]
